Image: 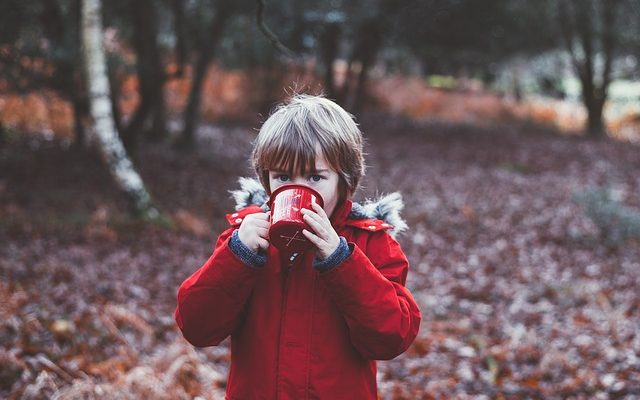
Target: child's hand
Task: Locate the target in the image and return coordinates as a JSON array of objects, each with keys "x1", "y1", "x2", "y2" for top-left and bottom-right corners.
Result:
[
  {"x1": 237, "y1": 212, "x2": 271, "y2": 252},
  {"x1": 301, "y1": 202, "x2": 340, "y2": 260}
]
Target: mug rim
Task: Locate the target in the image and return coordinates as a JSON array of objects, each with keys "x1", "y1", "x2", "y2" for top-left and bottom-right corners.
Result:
[{"x1": 268, "y1": 184, "x2": 325, "y2": 209}]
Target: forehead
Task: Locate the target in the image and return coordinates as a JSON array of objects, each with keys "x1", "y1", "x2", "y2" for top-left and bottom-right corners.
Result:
[
  {"x1": 313, "y1": 153, "x2": 330, "y2": 169},
  {"x1": 271, "y1": 152, "x2": 331, "y2": 173}
]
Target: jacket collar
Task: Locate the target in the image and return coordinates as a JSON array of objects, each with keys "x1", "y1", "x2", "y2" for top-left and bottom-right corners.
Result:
[{"x1": 330, "y1": 199, "x2": 353, "y2": 230}]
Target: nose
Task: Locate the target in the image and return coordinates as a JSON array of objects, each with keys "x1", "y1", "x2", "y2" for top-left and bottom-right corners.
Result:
[{"x1": 291, "y1": 177, "x2": 309, "y2": 186}]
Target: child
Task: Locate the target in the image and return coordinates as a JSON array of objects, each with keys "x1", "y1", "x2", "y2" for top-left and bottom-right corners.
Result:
[{"x1": 175, "y1": 94, "x2": 421, "y2": 399}]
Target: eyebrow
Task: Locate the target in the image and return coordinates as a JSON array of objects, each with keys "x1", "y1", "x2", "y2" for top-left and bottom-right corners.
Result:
[{"x1": 270, "y1": 169, "x2": 330, "y2": 174}]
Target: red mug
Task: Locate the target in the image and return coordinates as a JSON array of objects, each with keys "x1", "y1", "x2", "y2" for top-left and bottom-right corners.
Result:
[{"x1": 268, "y1": 184, "x2": 324, "y2": 253}]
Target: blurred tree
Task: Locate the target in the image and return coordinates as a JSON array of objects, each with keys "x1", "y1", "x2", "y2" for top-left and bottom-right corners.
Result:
[
  {"x1": 266, "y1": 0, "x2": 411, "y2": 113},
  {"x1": 251, "y1": 0, "x2": 303, "y2": 114},
  {"x1": 394, "y1": 0, "x2": 640, "y2": 138},
  {"x1": 105, "y1": 0, "x2": 169, "y2": 159},
  {"x1": 350, "y1": 15, "x2": 386, "y2": 114},
  {"x1": 394, "y1": 0, "x2": 556, "y2": 78},
  {"x1": 557, "y1": 0, "x2": 624, "y2": 138},
  {"x1": 100, "y1": 0, "x2": 172, "y2": 160},
  {"x1": 256, "y1": 0, "x2": 298, "y2": 59},
  {"x1": 3, "y1": 0, "x2": 639, "y2": 145},
  {"x1": 174, "y1": 0, "x2": 236, "y2": 150},
  {"x1": 128, "y1": 0, "x2": 167, "y2": 143},
  {"x1": 318, "y1": 21, "x2": 342, "y2": 101},
  {"x1": 0, "y1": 0, "x2": 89, "y2": 148},
  {"x1": 0, "y1": 0, "x2": 176, "y2": 155},
  {"x1": 170, "y1": 0, "x2": 189, "y2": 78},
  {"x1": 82, "y1": 0, "x2": 160, "y2": 219}
]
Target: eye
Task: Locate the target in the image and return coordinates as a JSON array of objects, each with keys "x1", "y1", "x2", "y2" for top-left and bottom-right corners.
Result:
[
  {"x1": 276, "y1": 174, "x2": 290, "y2": 182},
  {"x1": 309, "y1": 175, "x2": 324, "y2": 182}
]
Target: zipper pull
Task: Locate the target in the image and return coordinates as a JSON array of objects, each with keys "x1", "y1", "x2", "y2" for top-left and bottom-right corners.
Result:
[{"x1": 287, "y1": 252, "x2": 300, "y2": 266}]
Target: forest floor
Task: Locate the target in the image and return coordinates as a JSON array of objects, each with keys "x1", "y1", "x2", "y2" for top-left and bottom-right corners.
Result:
[{"x1": 1, "y1": 113, "x2": 639, "y2": 399}]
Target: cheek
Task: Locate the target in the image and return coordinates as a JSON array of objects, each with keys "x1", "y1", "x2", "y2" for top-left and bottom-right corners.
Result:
[
  {"x1": 269, "y1": 178, "x2": 281, "y2": 190},
  {"x1": 321, "y1": 180, "x2": 339, "y2": 204}
]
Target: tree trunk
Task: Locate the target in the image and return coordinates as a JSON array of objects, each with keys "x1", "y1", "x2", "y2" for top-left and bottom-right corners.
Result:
[
  {"x1": 586, "y1": 104, "x2": 605, "y2": 137},
  {"x1": 70, "y1": 0, "x2": 88, "y2": 151},
  {"x1": 176, "y1": 1, "x2": 232, "y2": 149},
  {"x1": 179, "y1": 51, "x2": 210, "y2": 148},
  {"x1": 71, "y1": 95, "x2": 87, "y2": 149},
  {"x1": 584, "y1": 92, "x2": 606, "y2": 138},
  {"x1": 131, "y1": 0, "x2": 167, "y2": 142},
  {"x1": 42, "y1": 0, "x2": 90, "y2": 149},
  {"x1": 81, "y1": 0, "x2": 160, "y2": 220},
  {"x1": 319, "y1": 22, "x2": 341, "y2": 102},
  {"x1": 150, "y1": 94, "x2": 167, "y2": 139},
  {"x1": 106, "y1": 59, "x2": 144, "y2": 164},
  {"x1": 171, "y1": 0, "x2": 187, "y2": 77},
  {"x1": 352, "y1": 20, "x2": 382, "y2": 115},
  {"x1": 559, "y1": 0, "x2": 618, "y2": 139},
  {"x1": 577, "y1": 52, "x2": 607, "y2": 138}
]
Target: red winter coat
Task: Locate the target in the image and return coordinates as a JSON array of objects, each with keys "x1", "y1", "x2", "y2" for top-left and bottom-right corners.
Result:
[{"x1": 175, "y1": 198, "x2": 421, "y2": 399}]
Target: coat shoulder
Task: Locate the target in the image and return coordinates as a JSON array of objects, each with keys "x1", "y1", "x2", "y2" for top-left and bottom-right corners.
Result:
[
  {"x1": 348, "y1": 192, "x2": 408, "y2": 238},
  {"x1": 345, "y1": 218, "x2": 394, "y2": 233}
]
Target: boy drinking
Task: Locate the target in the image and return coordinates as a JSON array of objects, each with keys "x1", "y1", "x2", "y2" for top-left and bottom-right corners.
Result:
[{"x1": 175, "y1": 94, "x2": 421, "y2": 399}]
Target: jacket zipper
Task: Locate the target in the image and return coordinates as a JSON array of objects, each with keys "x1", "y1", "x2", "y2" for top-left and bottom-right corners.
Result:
[{"x1": 275, "y1": 259, "x2": 293, "y2": 399}]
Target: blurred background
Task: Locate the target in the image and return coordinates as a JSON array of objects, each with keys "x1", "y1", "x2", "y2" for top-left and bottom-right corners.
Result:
[{"x1": 1, "y1": 0, "x2": 639, "y2": 398}]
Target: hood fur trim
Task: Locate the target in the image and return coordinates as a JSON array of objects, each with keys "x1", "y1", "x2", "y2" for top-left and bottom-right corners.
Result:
[
  {"x1": 349, "y1": 193, "x2": 408, "y2": 237},
  {"x1": 230, "y1": 177, "x2": 269, "y2": 212},
  {"x1": 229, "y1": 178, "x2": 408, "y2": 238}
]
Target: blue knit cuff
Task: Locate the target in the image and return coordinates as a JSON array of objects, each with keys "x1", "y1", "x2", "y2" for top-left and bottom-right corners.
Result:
[
  {"x1": 228, "y1": 229, "x2": 267, "y2": 268},
  {"x1": 312, "y1": 237, "x2": 351, "y2": 272}
]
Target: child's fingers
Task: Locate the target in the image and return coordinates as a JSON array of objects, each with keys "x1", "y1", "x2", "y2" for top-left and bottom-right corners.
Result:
[
  {"x1": 257, "y1": 227, "x2": 269, "y2": 238},
  {"x1": 244, "y1": 216, "x2": 269, "y2": 228},
  {"x1": 301, "y1": 208, "x2": 323, "y2": 223},
  {"x1": 243, "y1": 213, "x2": 270, "y2": 223},
  {"x1": 304, "y1": 213, "x2": 333, "y2": 241},
  {"x1": 311, "y1": 202, "x2": 328, "y2": 218},
  {"x1": 253, "y1": 213, "x2": 271, "y2": 221},
  {"x1": 256, "y1": 237, "x2": 270, "y2": 250},
  {"x1": 302, "y1": 229, "x2": 322, "y2": 245},
  {"x1": 303, "y1": 213, "x2": 328, "y2": 239},
  {"x1": 302, "y1": 208, "x2": 330, "y2": 229},
  {"x1": 253, "y1": 219, "x2": 271, "y2": 229}
]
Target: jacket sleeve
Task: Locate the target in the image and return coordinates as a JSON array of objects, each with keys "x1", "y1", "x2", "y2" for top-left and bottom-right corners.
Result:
[
  {"x1": 174, "y1": 228, "x2": 263, "y2": 347},
  {"x1": 319, "y1": 230, "x2": 421, "y2": 360}
]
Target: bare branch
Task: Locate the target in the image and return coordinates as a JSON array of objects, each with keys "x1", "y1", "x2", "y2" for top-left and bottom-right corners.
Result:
[
  {"x1": 256, "y1": 0, "x2": 299, "y2": 60},
  {"x1": 600, "y1": 0, "x2": 621, "y2": 91},
  {"x1": 557, "y1": 1, "x2": 583, "y2": 77},
  {"x1": 573, "y1": 0, "x2": 594, "y2": 84}
]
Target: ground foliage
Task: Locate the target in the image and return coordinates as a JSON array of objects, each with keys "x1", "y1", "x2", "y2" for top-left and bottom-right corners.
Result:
[{"x1": 1, "y1": 114, "x2": 639, "y2": 399}]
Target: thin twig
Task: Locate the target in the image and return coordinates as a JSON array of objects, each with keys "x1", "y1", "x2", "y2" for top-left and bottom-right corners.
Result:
[
  {"x1": 99, "y1": 313, "x2": 139, "y2": 362},
  {"x1": 35, "y1": 354, "x2": 76, "y2": 384},
  {"x1": 600, "y1": 0, "x2": 621, "y2": 91},
  {"x1": 557, "y1": 1, "x2": 583, "y2": 77},
  {"x1": 256, "y1": 0, "x2": 299, "y2": 60}
]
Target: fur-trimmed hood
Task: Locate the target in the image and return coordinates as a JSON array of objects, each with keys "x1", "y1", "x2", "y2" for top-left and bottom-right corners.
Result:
[{"x1": 229, "y1": 177, "x2": 408, "y2": 238}]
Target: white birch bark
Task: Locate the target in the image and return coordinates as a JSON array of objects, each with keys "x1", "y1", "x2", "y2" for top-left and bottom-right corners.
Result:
[{"x1": 81, "y1": 0, "x2": 159, "y2": 220}]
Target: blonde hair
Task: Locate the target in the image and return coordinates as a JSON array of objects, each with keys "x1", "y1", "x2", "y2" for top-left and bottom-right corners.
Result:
[{"x1": 252, "y1": 94, "x2": 365, "y2": 202}]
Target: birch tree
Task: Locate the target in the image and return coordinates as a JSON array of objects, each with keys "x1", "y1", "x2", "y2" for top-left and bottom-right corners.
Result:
[{"x1": 82, "y1": 0, "x2": 160, "y2": 220}]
